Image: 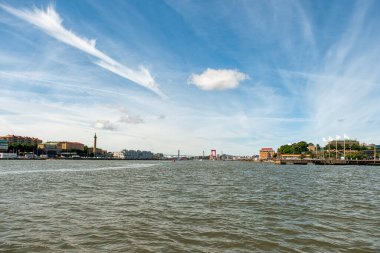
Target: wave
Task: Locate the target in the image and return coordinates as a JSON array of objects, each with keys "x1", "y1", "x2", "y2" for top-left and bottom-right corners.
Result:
[{"x1": 0, "y1": 163, "x2": 156, "y2": 175}]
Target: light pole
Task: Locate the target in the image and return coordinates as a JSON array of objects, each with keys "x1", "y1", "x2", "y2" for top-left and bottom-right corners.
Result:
[
  {"x1": 315, "y1": 144, "x2": 318, "y2": 159},
  {"x1": 322, "y1": 138, "x2": 326, "y2": 161},
  {"x1": 374, "y1": 145, "x2": 376, "y2": 163},
  {"x1": 328, "y1": 143, "x2": 330, "y2": 159},
  {"x1": 343, "y1": 138, "x2": 346, "y2": 160},
  {"x1": 350, "y1": 144, "x2": 352, "y2": 160}
]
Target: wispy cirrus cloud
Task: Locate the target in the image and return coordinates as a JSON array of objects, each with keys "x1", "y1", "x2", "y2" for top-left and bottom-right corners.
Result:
[
  {"x1": 0, "y1": 3, "x2": 166, "y2": 98},
  {"x1": 188, "y1": 68, "x2": 248, "y2": 90},
  {"x1": 283, "y1": 1, "x2": 380, "y2": 143},
  {"x1": 119, "y1": 115, "x2": 144, "y2": 124}
]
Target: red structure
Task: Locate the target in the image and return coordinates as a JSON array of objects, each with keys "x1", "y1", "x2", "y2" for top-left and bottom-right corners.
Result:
[{"x1": 210, "y1": 149, "x2": 217, "y2": 160}]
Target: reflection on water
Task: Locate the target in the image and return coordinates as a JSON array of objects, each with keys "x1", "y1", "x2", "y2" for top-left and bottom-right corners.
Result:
[{"x1": 1, "y1": 160, "x2": 379, "y2": 252}]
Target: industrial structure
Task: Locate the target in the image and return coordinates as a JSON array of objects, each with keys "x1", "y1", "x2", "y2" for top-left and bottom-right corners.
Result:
[
  {"x1": 210, "y1": 149, "x2": 217, "y2": 160},
  {"x1": 93, "y1": 133, "x2": 97, "y2": 157}
]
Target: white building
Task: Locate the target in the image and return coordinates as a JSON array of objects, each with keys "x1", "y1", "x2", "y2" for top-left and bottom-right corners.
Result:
[
  {"x1": 0, "y1": 140, "x2": 8, "y2": 151},
  {"x1": 113, "y1": 151, "x2": 125, "y2": 159},
  {"x1": 0, "y1": 153, "x2": 17, "y2": 159}
]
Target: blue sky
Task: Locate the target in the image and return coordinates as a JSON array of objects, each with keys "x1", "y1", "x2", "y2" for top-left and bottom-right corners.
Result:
[{"x1": 1, "y1": 0, "x2": 380, "y2": 155}]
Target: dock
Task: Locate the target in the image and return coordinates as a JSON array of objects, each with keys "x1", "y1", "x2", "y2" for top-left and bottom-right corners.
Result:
[{"x1": 275, "y1": 159, "x2": 380, "y2": 166}]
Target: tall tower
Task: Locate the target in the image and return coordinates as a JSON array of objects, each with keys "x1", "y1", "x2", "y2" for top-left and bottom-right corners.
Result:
[{"x1": 93, "y1": 133, "x2": 97, "y2": 157}]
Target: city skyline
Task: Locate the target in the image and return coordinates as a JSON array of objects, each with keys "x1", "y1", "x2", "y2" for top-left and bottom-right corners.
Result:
[{"x1": 1, "y1": 0, "x2": 380, "y2": 155}]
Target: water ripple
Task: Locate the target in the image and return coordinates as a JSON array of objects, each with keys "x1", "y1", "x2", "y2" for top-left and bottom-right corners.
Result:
[{"x1": 1, "y1": 160, "x2": 379, "y2": 252}]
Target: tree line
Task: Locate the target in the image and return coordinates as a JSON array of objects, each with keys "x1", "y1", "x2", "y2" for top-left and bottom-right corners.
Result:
[{"x1": 277, "y1": 141, "x2": 376, "y2": 160}]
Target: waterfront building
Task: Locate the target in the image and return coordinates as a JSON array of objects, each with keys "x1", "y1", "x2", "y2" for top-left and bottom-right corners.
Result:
[
  {"x1": 88, "y1": 147, "x2": 107, "y2": 156},
  {"x1": 307, "y1": 145, "x2": 316, "y2": 152},
  {"x1": 220, "y1": 154, "x2": 234, "y2": 160},
  {"x1": 259, "y1": 148, "x2": 275, "y2": 160},
  {"x1": 38, "y1": 141, "x2": 85, "y2": 157},
  {"x1": 0, "y1": 140, "x2": 8, "y2": 151},
  {"x1": 328, "y1": 139, "x2": 359, "y2": 147},
  {"x1": 37, "y1": 142, "x2": 59, "y2": 150},
  {"x1": 0, "y1": 153, "x2": 17, "y2": 159},
  {"x1": 122, "y1": 150, "x2": 154, "y2": 160},
  {"x1": 279, "y1": 154, "x2": 302, "y2": 160},
  {"x1": 24, "y1": 153, "x2": 37, "y2": 159},
  {"x1": 58, "y1": 142, "x2": 84, "y2": 151},
  {"x1": 38, "y1": 142, "x2": 60, "y2": 157},
  {"x1": 362, "y1": 146, "x2": 379, "y2": 159},
  {"x1": 113, "y1": 151, "x2": 125, "y2": 159},
  {"x1": 0, "y1": 134, "x2": 42, "y2": 146}
]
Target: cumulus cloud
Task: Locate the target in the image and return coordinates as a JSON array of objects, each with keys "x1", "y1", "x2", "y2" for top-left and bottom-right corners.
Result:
[
  {"x1": 0, "y1": 3, "x2": 166, "y2": 98},
  {"x1": 188, "y1": 68, "x2": 248, "y2": 90},
  {"x1": 119, "y1": 115, "x2": 143, "y2": 124},
  {"x1": 93, "y1": 120, "x2": 117, "y2": 131}
]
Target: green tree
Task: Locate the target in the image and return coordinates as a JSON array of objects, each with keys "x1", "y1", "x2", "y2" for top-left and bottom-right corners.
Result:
[
  {"x1": 350, "y1": 143, "x2": 361, "y2": 150},
  {"x1": 278, "y1": 141, "x2": 312, "y2": 154},
  {"x1": 84, "y1": 145, "x2": 89, "y2": 156}
]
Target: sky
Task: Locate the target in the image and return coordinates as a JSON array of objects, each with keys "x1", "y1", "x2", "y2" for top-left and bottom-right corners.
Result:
[{"x1": 0, "y1": 0, "x2": 380, "y2": 155}]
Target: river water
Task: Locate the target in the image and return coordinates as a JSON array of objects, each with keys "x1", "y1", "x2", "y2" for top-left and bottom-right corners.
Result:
[{"x1": 1, "y1": 160, "x2": 379, "y2": 252}]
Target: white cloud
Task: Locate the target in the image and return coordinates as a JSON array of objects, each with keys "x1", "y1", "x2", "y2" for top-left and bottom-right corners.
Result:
[
  {"x1": 93, "y1": 120, "x2": 117, "y2": 131},
  {"x1": 0, "y1": 3, "x2": 166, "y2": 98},
  {"x1": 188, "y1": 68, "x2": 248, "y2": 90}
]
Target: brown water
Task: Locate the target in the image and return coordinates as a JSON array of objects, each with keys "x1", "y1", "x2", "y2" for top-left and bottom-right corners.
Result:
[{"x1": 1, "y1": 160, "x2": 379, "y2": 252}]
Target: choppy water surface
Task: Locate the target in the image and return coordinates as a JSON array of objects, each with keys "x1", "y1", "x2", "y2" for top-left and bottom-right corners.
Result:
[{"x1": 1, "y1": 160, "x2": 379, "y2": 252}]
